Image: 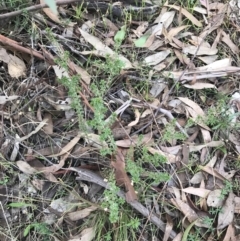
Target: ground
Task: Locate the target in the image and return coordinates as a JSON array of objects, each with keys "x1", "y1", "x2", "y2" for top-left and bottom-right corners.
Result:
[{"x1": 0, "y1": 0, "x2": 240, "y2": 240}]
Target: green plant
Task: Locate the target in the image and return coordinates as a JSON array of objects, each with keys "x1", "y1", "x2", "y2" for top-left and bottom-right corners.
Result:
[
  {"x1": 163, "y1": 119, "x2": 187, "y2": 142},
  {"x1": 126, "y1": 146, "x2": 169, "y2": 185},
  {"x1": 24, "y1": 222, "x2": 51, "y2": 238},
  {"x1": 220, "y1": 180, "x2": 234, "y2": 199},
  {"x1": 205, "y1": 97, "x2": 240, "y2": 131},
  {"x1": 93, "y1": 208, "x2": 139, "y2": 241},
  {"x1": 101, "y1": 172, "x2": 125, "y2": 223}
]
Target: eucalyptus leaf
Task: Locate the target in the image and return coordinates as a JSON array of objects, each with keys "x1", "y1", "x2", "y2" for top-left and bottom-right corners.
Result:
[
  {"x1": 114, "y1": 25, "x2": 127, "y2": 43},
  {"x1": 44, "y1": 0, "x2": 58, "y2": 14},
  {"x1": 134, "y1": 34, "x2": 150, "y2": 47}
]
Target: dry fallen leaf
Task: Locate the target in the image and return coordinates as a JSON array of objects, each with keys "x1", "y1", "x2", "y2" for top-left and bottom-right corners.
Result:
[
  {"x1": 68, "y1": 227, "x2": 95, "y2": 241},
  {"x1": 40, "y1": 0, "x2": 61, "y2": 24},
  {"x1": 0, "y1": 95, "x2": 19, "y2": 104},
  {"x1": 217, "y1": 192, "x2": 235, "y2": 229},
  {"x1": 221, "y1": 31, "x2": 239, "y2": 54},
  {"x1": 128, "y1": 109, "x2": 140, "y2": 127},
  {"x1": 223, "y1": 223, "x2": 236, "y2": 241},
  {"x1": 16, "y1": 161, "x2": 38, "y2": 175},
  {"x1": 182, "y1": 187, "x2": 210, "y2": 198},
  {"x1": 144, "y1": 50, "x2": 171, "y2": 65},
  {"x1": 0, "y1": 47, "x2": 10, "y2": 63},
  {"x1": 68, "y1": 206, "x2": 98, "y2": 221},
  {"x1": 164, "y1": 4, "x2": 202, "y2": 27},
  {"x1": 183, "y1": 82, "x2": 216, "y2": 89},
  {"x1": 111, "y1": 147, "x2": 138, "y2": 202},
  {"x1": 182, "y1": 45, "x2": 218, "y2": 55},
  {"x1": 79, "y1": 28, "x2": 132, "y2": 69},
  {"x1": 207, "y1": 189, "x2": 224, "y2": 208},
  {"x1": 8, "y1": 54, "x2": 26, "y2": 78}
]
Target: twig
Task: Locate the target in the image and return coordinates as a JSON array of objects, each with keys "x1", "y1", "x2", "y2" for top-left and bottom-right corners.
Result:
[
  {"x1": 0, "y1": 34, "x2": 45, "y2": 60},
  {"x1": 0, "y1": 0, "x2": 85, "y2": 19}
]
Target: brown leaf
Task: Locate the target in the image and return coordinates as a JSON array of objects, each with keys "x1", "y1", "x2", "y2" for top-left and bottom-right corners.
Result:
[
  {"x1": 199, "y1": 165, "x2": 226, "y2": 181},
  {"x1": 217, "y1": 192, "x2": 235, "y2": 229},
  {"x1": 171, "y1": 198, "x2": 199, "y2": 222},
  {"x1": 207, "y1": 189, "x2": 224, "y2": 208},
  {"x1": 111, "y1": 148, "x2": 138, "y2": 202},
  {"x1": 68, "y1": 227, "x2": 95, "y2": 241},
  {"x1": 16, "y1": 160, "x2": 38, "y2": 175},
  {"x1": 116, "y1": 132, "x2": 153, "y2": 147},
  {"x1": 183, "y1": 82, "x2": 216, "y2": 89},
  {"x1": 37, "y1": 152, "x2": 69, "y2": 173},
  {"x1": 223, "y1": 224, "x2": 236, "y2": 241},
  {"x1": 68, "y1": 206, "x2": 98, "y2": 221},
  {"x1": 182, "y1": 45, "x2": 218, "y2": 55},
  {"x1": 48, "y1": 133, "x2": 81, "y2": 157},
  {"x1": 128, "y1": 109, "x2": 140, "y2": 127},
  {"x1": 164, "y1": 4, "x2": 202, "y2": 27},
  {"x1": 42, "y1": 113, "x2": 53, "y2": 134},
  {"x1": 221, "y1": 31, "x2": 239, "y2": 54},
  {"x1": 163, "y1": 214, "x2": 174, "y2": 241},
  {"x1": 40, "y1": 0, "x2": 61, "y2": 24},
  {"x1": 182, "y1": 187, "x2": 210, "y2": 198},
  {"x1": 69, "y1": 62, "x2": 91, "y2": 85},
  {"x1": 8, "y1": 54, "x2": 26, "y2": 78},
  {"x1": 147, "y1": 147, "x2": 180, "y2": 163}
]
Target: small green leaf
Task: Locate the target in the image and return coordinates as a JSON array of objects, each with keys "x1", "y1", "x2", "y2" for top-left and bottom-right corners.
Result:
[
  {"x1": 44, "y1": 0, "x2": 58, "y2": 14},
  {"x1": 24, "y1": 224, "x2": 33, "y2": 237},
  {"x1": 182, "y1": 220, "x2": 197, "y2": 241},
  {"x1": 8, "y1": 202, "x2": 35, "y2": 208},
  {"x1": 114, "y1": 25, "x2": 127, "y2": 43},
  {"x1": 134, "y1": 34, "x2": 150, "y2": 47}
]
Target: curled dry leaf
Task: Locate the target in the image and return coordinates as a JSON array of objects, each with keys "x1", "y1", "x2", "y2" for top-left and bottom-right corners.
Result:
[
  {"x1": 128, "y1": 109, "x2": 140, "y2": 127},
  {"x1": 141, "y1": 99, "x2": 160, "y2": 118},
  {"x1": 16, "y1": 118, "x2": 48, "y2": 142},
  {"x1": 68, "y1": 206, "x2": 98, "y2": 221},
  {"x1": 8, "y1": 54, "x2": 26, "y2": 78},
  {"x1": 42, "y1": 113, "x2": 53, "y2": 135},
  {"x1": 217, "y1": 192, "x2": 235, "y2": 229},
  {"x1": 207, "y1": 189, "x2": 224, "y2": 208}
]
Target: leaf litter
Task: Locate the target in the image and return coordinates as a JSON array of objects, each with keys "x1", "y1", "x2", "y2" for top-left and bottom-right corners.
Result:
[{"x1": 0, "y1": 0, "x2": 240, "y2": 240}]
